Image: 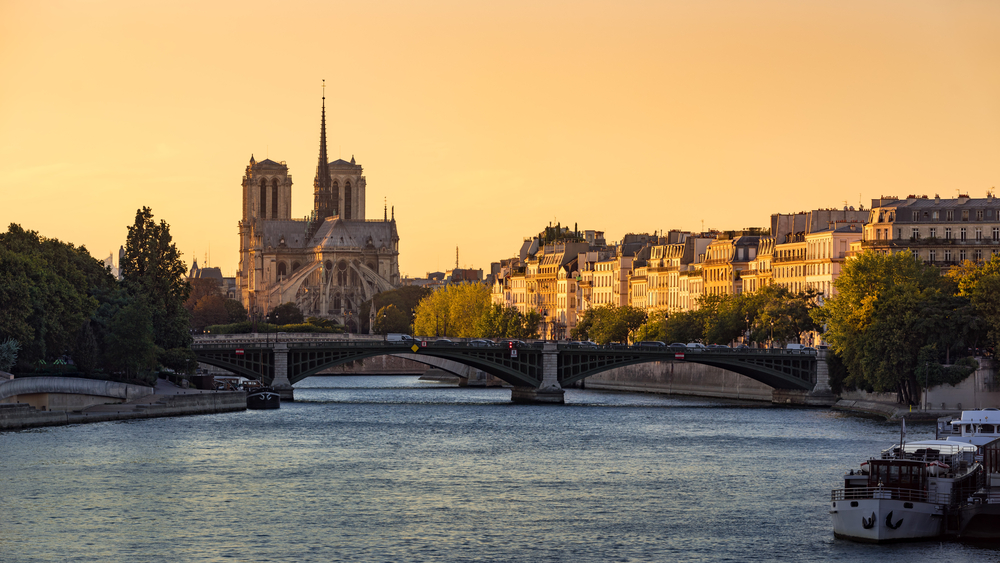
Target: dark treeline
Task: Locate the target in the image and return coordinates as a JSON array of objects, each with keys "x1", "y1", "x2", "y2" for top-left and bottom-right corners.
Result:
[{"x1": 0, "y1": 208, "x2": 195, "y2": 384}]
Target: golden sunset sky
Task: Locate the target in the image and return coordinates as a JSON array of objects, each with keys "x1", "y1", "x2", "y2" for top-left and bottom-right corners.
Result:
[{"x1": 2, "y1": 0, "x2": 998, "y2": 277}]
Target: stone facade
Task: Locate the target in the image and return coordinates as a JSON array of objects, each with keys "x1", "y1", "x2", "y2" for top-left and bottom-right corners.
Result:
[{"x1": 237, "y1": 97, "x2": 399, "y2": 331}]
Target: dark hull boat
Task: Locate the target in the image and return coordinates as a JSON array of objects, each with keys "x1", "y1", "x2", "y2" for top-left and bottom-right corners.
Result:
[{"x1": 247, "y1": 387, "x2": 280, "y2": 409}]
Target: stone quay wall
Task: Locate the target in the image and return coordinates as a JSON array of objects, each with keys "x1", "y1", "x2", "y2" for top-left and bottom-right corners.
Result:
[
  {"x1": 584, "y1": 361, "x2": 774, "y2": 402},
  {"x1": 0, "y1": 392, "x2": 247, "y2": 431}
]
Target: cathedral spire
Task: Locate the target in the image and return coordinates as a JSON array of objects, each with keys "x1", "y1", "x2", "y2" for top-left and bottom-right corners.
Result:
[{"x1": 314, "y1": 80, "x2": 333, "y2": 218}]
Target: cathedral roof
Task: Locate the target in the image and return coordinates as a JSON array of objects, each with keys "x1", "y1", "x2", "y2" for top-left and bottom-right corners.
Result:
[
  {"x1": 256, "y1": 158, "x2": 285, "y2": 167},
  {"x1": 309, "y1": 216, "x2": 396, "y2": 250}
]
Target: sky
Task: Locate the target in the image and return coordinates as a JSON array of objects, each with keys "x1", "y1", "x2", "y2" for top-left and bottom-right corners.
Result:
[{"x1": 2, "y1": 0, "x2": 998, "y2": 278}]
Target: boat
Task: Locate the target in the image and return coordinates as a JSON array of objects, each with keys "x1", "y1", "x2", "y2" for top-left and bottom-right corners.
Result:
[
  {"x1": 831, "y1": 409, "x2": 1000, "y2": 543},
  {"x1": 246, "y1": 386, "x2": 280, "y2": 409}
]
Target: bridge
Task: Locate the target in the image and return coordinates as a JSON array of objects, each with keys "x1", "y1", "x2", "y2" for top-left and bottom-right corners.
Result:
[{"x1": 191, "y1": 334, "x2": 835, "y2": 404}]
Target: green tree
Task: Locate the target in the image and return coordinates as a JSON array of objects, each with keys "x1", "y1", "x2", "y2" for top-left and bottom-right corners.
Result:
[
  {"x1": 269, "y1": 302, "x2": 304, "y2": 325},
  {"x1": 103, "y1": 298, "x2": 158, "y2": 380},
  {"x1": 359, "y1": 286, "x2": 431, "y2": 333},
  {"x1": 374, "y1": 304, "x2": 411, "y2": 334},
  {"x1": 0, "y1": 338, "x2": 20, "y2": 372},
  {"x1": 192, "y1": 295, "x2": 230, "y2": 330},
  {"x1": 570, "y1": 305, "x2": 646, "y2": 344},
  {"x1": 814, "y1": 250, "x2": 974, "y2": 404},
  {"x1": 475, "y1": 304, "x2": 540, "y2": 339},
  {"x1": 413, "y1": 284, "x2": 491, "y2": 337},
  {"x1": 120, "y1": 208, "x2": 192, "y2": 354},
  {"x1": 224, "y1": 299, "x2": 248, "y2": 323}
]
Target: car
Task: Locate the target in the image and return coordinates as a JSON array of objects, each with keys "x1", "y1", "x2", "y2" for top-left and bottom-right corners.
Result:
[
  {"x1": 732, "y1": 344, "x2": 750, "y2": 350},
  {"x1": 707, "y1": 344, "x2": 729, "y2": 350},
  {"x1": 497, "y1": 339, "x2": 527, "y2": 349},
  {"x1": 385, "y1": 333, "x2": 417, "y2": 343},
  {"x1": 570, "y1": 340, "x2": 598, "y2": 348},
  {"x1": 668, "y1": 342, "x2": 687, "y2": 350},
  {"x1": 431, "y1": 338, "x2": 454, "y2": 346},
  {"x1": 468, "y1": 339, "x2": 494, "y2": 347},
  {"x1": 636, "y1": 341, "x2": 666, "y2": 349},
  {"x1": 686, "y1": 342, "x2": 706, "y2": 351}
]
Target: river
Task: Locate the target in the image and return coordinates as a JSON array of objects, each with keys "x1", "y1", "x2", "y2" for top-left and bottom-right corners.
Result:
[{"x1": 1, "y1": 376, "x2": 996, "y2": 562}]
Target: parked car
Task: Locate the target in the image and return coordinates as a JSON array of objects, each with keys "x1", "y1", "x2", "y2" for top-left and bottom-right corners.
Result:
[
  {"x1": 707, "y1": 344, "x2": 729, "y2": 350},
  {"x1": 468, "y1": 339, "x2": 494, "y2": 347},
  {"x1": 431, "y1": 338, "x2": 454, "y2": 346},
  {"x1": 570, "y1": 340, "x2": 598, "y2": 348},
  {"x1": 636, "y1": 341, "x2": 666, "y2": 349},
  {"x1": 668, "y1": 342, "x2": 687, "y2": 350},
  {"x1": 686, "y1": 342, "x2": 706, "y2": 352},
  {"x1": 498, "y1": 339, "x2": 527, "y2": 348}
]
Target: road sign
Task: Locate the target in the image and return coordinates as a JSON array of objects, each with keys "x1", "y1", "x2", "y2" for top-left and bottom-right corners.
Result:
[
  {"x1": 411, "y1": 344, "x2": 420, "y2": 353},
  {"x1": 511, "y1": 349, "x2": 518, "y2": 358},
  {"x1": 235, "y1": 349, "x2": 245, "y2": 355},
  {"x1": 674, "y1": 352, "x2": 684, "y2": 359}
]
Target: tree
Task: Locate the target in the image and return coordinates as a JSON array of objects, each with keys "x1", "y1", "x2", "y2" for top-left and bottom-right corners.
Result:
[
  {"x1": 374, "y1": 304, "x2": 411, "y2": 334},
  {"x1": 475, "y1": 304, "x2": 540, "y2": 339},
  {"x1": 359, "y1": 286, "x2": 431, "y2": 334},
  {"x1": 814, "y1": 250, "x2": 975, "y2": 404},
  {"x1": 413, "y1": 284, "x2": 491, "y2": 338},
  {"x1": 0, "y1": 338, "x2": 20, "y2": 372},
  {"x1": 269, "y1": 302, "x2": 304, "y2": 325},
  {"x1": 570, "y1": 305, "x2": 647, "y2": 344},
  {"x1": 224, "y1": 299, "x2": 248, "y2": 323},
  {"x1": 103, "y1": 298, "x2": 158, "y2": 380},
  {"x1": 120, "y1": 208, "x2": 192, "y2": 354},
  {"x1": 185, "y1": 277, "x2": 221, "y2": 315},
  {"x1": 192, "y1": 295, "x2": 230, "y2": 330}
]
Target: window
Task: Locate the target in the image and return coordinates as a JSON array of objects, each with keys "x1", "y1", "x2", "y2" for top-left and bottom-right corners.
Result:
[
  {"x1": 929, "y1": 249, "x2": 936, "y2": 262},
  {"x1": 977, "y1": 210, "x2": 984, "y2": 220},
  {"x1": 259, "y1": 178, "x2": 267, "y2": 219},
  {"x1": 930, "y1": 228, "x2": 937, "y2": 238},
  {"x1": 976, "y1": 228, "x2": 983, "y2": 241},
  {"x1": 963, "y1": 210, "x2": 970, "y2": 221},
  {"x1": 960, "y1": 250, "x2": 967, "y2": 261},
  {"x1": 271, "y1": 179, "x2": 279, "y2": 218},
  {"x1": 994, "y1": 227, "x2": 999, "y2": 241},
  {"x1": 945, "y1": 227, "x2": 952, "y2": 240},
  {"x1": 961, "y1": 228, "x2": 967, "y2": 241},
  {"x1": 912, "y1": 211, "x2": 919, "y2": 221},
  {"x1": 933, "y1": 211, "x2": 940, "y2": 219},
  {"x1": 344, "y1": 181, "x2": 353, "y2": 220},
  {"x1": 976, "y1": 250, "x2": 983, "y2": 262},
  {"x1": 912, "y1": 228, "x2": 920, "y2": 239},
  {"x1": 945, "y1": 250, "x2": 952, "y2": 262},
  {"x1": 947, "y1": 210, "x2": 954, "y2": 221}
]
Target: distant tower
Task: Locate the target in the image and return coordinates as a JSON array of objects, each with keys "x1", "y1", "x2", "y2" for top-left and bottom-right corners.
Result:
[
  {"x1": 311, "y1": 83, "x2": 366, "y2": 222},
  {"x1": 456, "y1": 246, "x2": 459, "y2": 269}
]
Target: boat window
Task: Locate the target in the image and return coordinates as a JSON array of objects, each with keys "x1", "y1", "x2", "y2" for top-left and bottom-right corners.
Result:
[
  {"x1": 888, "y1": 465, "x2": 900, "y2": 485},
  {"x1": 984, "y1": 425, "x2": 996, "y2": 433}
]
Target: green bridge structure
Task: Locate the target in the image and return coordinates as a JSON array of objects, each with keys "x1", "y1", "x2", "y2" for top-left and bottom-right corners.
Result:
[{"x1": 191, "y1": 335, "x2": 835, "y2": 404}]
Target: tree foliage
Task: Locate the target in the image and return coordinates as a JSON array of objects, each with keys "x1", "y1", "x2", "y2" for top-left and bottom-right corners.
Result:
[
  {"x1": 814, "y1": 250, "x2": 978, "y2": 404},
  {"x1": 120, "y1": 207, "x2": 191, "y2": 354},
  {"x1": 413, "y1": 284, "x2": 492, "y2": 338},
  {"x1": 570, "y1": 305, "x2": 647, "y2": 344},
  {"x1": 475, "y1": 304, "x2": 541, "y2": 339},
  {"x1": 374, "y1": 304, "x2": 411, "y2": 335},
  {"x1": 269, "y1": 302, "x2": 304, "y2": 326},
  {"x1": 359, "y1": 286, "x2": 431, "y2": 334}
]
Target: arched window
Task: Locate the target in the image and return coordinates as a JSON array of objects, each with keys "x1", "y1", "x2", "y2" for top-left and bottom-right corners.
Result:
[
  {"x1": 337, "y1": 260, "x2": 349, "y2": 286},
  {"x1": 291, "y1": 261, "x2": 301, "y2": 272},
  {"x1": 259, "y1": 178, "x2": 268, "y2": 219},
  {"x1": 324, "y1": 260, "x2": 334, "y2": 283},
  {"x1": 277, "y1": 262, "x2": 287, "y2": 279},
  {"x1": 271, "y1": 178, "x2": 279, "y2": 218},
  {"x1": 333, "y1": 294, "x2": 342, "y2": 310},
  {"x1": 331, "y1": 180, "x2": 340, "y2": 216},
  {"x1": 345, "y1": 181, "x2": 352, "y2": 220}
]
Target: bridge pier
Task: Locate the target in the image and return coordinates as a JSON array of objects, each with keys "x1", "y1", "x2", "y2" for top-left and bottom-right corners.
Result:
[
  {"x1": 271, "y1": 343, "x2": 295, "y2": 401},
  {"x1": 805, "y1": 348, "x2": 835, "y2": 405},
  {"x1": 510, "y1": 341, "x2": 564, "y2": 404}
]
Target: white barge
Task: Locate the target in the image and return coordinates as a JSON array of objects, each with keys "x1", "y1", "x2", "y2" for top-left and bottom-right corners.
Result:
[{"x1": 831, "y1": 409, "x2": 1000, "y2": 543}]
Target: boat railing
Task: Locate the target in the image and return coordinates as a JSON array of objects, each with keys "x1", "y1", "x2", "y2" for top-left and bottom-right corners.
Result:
[{"x1": 831, "y1": 486, "x2": 950, "y2": 505}]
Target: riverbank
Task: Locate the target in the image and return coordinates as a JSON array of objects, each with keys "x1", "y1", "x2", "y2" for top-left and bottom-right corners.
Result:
[{"x1": 0, "y1": 379, "x2": 246, "y2": 431}]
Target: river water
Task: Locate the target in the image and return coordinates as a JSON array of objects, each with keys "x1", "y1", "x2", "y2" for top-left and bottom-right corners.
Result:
[{"x1": 1, "y1": 376, "x2": 996, "y2": 562}]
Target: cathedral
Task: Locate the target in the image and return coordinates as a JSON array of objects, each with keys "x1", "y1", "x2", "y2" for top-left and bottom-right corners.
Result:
[{"x1": 237, "y1": 95, "x2": 400, "y2": 332}]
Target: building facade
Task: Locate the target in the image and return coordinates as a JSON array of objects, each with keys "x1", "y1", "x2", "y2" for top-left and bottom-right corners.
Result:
[{"x1": 237, "y1": 96, "x2": 400, "y2": 331}]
